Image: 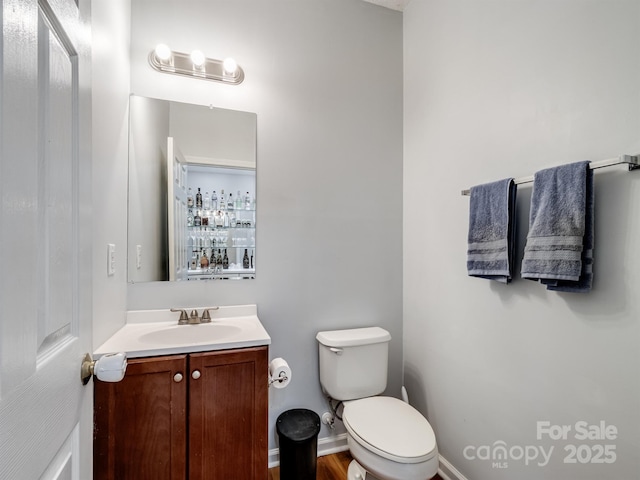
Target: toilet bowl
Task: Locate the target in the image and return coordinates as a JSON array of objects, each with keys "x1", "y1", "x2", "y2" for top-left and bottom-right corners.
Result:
[
  {"x1": 343, "y1": 396, "x2": 438, "y2": 480},
  {"x1": 316, "y1": 327, "x2": 439, "y2": 480}
]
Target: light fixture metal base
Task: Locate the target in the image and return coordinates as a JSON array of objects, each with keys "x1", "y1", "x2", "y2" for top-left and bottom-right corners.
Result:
[{"x1": 149, "y1": 50, "x2": 244, "y2": 85}]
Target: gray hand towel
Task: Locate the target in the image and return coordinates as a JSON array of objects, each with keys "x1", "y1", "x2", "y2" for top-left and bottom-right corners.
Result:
[
  {"x1": 467, "y1": 178, "x2": 517, "y2": 283},
  {"x1": 521, "y1": 161, "x2": 593, "y2": 292},
  {"x1": 545, "y1": 166, "x2": 594, "y2": 293}
]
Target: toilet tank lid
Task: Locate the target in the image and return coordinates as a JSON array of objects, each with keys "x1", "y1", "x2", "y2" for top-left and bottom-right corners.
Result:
[{"x1": 316, "y1": 327, "x2": 391, "y2": 348}]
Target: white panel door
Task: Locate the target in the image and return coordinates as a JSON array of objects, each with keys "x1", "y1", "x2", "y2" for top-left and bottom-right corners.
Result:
[
  {"x1": 0, "y1": 0, "x2": 92, "y2": 478},
  {"x1": 167, "y1": 137, "x2": 189, "y2": 281}
]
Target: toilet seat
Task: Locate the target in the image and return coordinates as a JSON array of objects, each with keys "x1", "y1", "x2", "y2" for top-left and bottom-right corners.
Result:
[{"x1": 343, "y1": 396, "x2": 437, "y2": 464}]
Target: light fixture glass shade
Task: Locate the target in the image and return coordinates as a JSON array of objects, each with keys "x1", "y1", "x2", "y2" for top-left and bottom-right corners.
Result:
[
  {"x1": 223, "y1": 57, "x2": 238, "y2": 75},
  {"x1": 190, "y1": 49, "x2": 206, "y2": 67},
  {"x1": 154, "y1": 43, "x2": 172, "y2": 61}
]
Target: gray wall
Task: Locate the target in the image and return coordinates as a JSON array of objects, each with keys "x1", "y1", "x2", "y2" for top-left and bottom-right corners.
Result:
[
  {"x1": 126, "y1": 0, "x2": 404, "y2": 450},
  {"x1": 127, "y1": 96, "x2": 170, "y2": 283},
  {"x1": 92, "y1": 0, "x2": 130, "y2": 347},
  {"x1": 404, "y1": 1, "x2": 640, "y2": 479},
  {"x1": 170, "y1": 102, "x2": 256, "y2": 163}
]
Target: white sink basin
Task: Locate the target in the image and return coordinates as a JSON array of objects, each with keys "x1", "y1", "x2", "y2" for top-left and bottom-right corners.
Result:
[
  {"x1": 94, "y1": 305, "x2": 271, "y2": 358},
  {"x1": 138, "y1": 323, "x2": 244, "y2": 345}
]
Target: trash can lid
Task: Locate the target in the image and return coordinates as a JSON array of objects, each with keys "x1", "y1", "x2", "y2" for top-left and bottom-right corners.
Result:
[{"x1": 276, "y1": 409, "x2": 321, "y2": 442}]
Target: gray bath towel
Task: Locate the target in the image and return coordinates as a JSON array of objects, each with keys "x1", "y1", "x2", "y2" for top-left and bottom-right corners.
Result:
[
  {"x1": 467, "y1": 178, "x2": 517, "y2": 283},
  {"x1": 521, "y1": 161, "x2": 593, "y2": 292}
]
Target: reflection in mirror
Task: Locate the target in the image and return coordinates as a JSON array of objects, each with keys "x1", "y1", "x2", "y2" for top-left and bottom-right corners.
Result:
[{"x1": 127, "y1": 95, "x2": 257, "y2": 282}]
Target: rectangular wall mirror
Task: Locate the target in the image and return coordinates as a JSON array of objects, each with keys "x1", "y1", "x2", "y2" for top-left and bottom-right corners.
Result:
[{"x1": 127, "y1": 95, "x2": 257, "y2": 282}]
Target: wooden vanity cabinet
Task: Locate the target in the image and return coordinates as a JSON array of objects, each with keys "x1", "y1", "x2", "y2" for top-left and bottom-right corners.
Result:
[
  {"x1": 189, "y1": 348, "x2": 269, "y2": 479},
  {"x1": 94, "y1": 346, "x2": 268, "y2": 480},
  {"x1": 93, "y1": 354, "x2": 188, "y2": 479}
]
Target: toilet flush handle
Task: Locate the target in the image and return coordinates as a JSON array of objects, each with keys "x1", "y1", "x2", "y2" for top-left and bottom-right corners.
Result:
[{"x1": 329, "y1": 347, "x2": 343, "y2": 355}]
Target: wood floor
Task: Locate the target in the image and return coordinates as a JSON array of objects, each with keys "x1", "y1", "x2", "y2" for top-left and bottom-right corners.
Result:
[{"x1": 268, "y1": 451, "x2": 443, "y2": 480}]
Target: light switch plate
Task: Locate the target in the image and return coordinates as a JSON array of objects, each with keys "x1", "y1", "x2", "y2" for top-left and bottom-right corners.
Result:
[
  {"x1": 136, "y1": 244, "x2": 142, "y2": 269},
  {"x1": 107, "y1": 244, "x2": 116, "y2": 276}
]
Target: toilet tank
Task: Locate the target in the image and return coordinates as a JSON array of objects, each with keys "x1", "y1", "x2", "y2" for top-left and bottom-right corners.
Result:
[{"x1": 316, "y1": 327, "x2": 391, "y2": 401}]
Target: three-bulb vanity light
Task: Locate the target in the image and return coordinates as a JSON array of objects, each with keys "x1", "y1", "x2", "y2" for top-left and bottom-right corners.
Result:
[{"x1": 149, "y1": 43, "x2": 245, "y2": 85}]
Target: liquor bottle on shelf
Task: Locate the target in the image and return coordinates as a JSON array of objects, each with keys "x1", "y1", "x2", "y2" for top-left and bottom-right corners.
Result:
[
  {"x1": 216, "y1": 249, "x2": 223, "y2": 268},
  {"x1": 243, "y1": 249, "x2": 250, "y2": 269},
  {"x1": 204, "y1": 191, "x2": 211, "y2": 209},
  {"x1": 196, "y1": 188, "x2": 202, "y2": 208},
  {"x1": 209, "y1": 247, "x2": 216, "y2": 267},
  {"x1": 200, "y1": 249, "x2": 209, "y2": 269},
  {"x1": 194, "y1": 209, "x2": 201, "y2": 226},
  {"x1": 244, "y1": 192, "x2": 251, "y2": 210},
  {"x1": 227, "y1": 193, "x2": 234, "y2": 210},
  {"x1": 190, "y1": 252, "x2": 197, "y2": 271},
  {"x1": 235, "y1": 190, "x2": 243, "y2": 209},
  {"x1": 250, "y1": 250, "x2": 254, "y2": 269},
  {"x1": 219, "y1": 190, "x2": 226, "y2": 211},
  {"x1": 214, "y1": 210, "x2": 223, "y2": 228},
  {"x1": 211, "y1": 190, "x2": 218, "y2": 210},
  {"x1": 223, "y1": 211, "x2": 229, "y2": 228},
  {"x1": 187, "y1": 208, "x2": 194, "y2": 227},
  {"x1": 187, "y1": 188, "x2": 194, "y2": 208},
  {"x1": 223, "y1": 249, "x2": 229, "y2": 269}
]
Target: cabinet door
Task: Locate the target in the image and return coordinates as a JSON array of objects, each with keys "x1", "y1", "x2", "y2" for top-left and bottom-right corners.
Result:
[
  {"x1": 189, "y1": 346, "x2": 268, "y2": 479},
  {"x1": 94, "y1": 355, "x2": 188, "y2": 480}
]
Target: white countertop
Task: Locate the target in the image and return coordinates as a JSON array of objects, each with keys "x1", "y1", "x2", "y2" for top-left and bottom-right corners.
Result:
[{"x1": 94, "y1": 304, "x2": 271, "y2": 359}]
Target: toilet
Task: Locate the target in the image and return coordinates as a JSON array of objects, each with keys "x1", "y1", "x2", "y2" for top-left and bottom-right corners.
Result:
[{"x1": 316, "y1": 327, "x2": 438, "y2": 480}]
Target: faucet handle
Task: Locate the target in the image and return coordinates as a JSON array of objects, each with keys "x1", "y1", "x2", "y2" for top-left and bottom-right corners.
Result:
[
  {"x1": 189, "y1": 309, "x2": 200, "y2": 324},
  {"x1": 201, "y1": 307, "x2": 220, "y2": 323},
  {"x1": 170, "y1": 308, "x2": 189, "y2": 325}
]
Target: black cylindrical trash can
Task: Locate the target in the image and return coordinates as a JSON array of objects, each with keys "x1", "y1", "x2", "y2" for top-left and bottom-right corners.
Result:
[{"x1": 276, "y1": 409, "x2": 321, "y2": 480}]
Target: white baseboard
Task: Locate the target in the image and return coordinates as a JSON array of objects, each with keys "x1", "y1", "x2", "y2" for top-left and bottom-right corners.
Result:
[
  {"x1": 437, "y1": 454, "x2": 469, "y2": 480},
  {"x1": 268, "y1": 433, "x2": 349, "y2": 468}
]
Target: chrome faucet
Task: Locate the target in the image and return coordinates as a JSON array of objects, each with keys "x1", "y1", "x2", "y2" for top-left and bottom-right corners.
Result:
[
  {"x1": 170, "y1": 308, "x2": 189, "y2": 325},
  {"x1": 170, "y1": 307, "x2": 220, "y2": 325},
  {"x1": 200, "y1": 307, "x2": 219, "y2": 323}
]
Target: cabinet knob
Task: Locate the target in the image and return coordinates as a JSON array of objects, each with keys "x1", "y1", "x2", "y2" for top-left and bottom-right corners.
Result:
[
  {"x1": 192, "y1": 370, "x2": 201, "y2": 380},
  {"x1": 173, "y1": 373, "x2": 183, "y2": 383}
]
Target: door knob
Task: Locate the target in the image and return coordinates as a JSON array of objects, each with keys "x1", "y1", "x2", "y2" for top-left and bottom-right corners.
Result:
[
  {"x1": 192, "y1": 370, "x2": 201, "y2": 380},
  {"x1": 81, "y1": 352, "x2": 127, "y2": 385}
]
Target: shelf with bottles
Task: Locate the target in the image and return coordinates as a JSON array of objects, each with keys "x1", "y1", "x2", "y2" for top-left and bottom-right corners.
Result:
[
  {"x1": 188, "y1": 188, "x2": 255, "y2": 215},
  {"x1": 186, "y1": 179, "x2": 256, "y2": 280},
  {"x1": 188, "y1": 225, "x2": 255, "y2": 231},
  {"x1": 189, "y1": 207, "x2": 256, "y2": 214},
  {"x1": 187, "y1": 210, "x2": 255, "y2": 229},
  {"x1": 187, "y1": 267, "x2": 255, "y2": 281},
  {"x1": 188, "y1": 244, "x2": 256, "y2": 252},
  {"x1": 188, "y1": 246, "x2": 255, "y2": 278},
  {"x1": 187, "y1": 228, "x2": 255, "y2": 250}
]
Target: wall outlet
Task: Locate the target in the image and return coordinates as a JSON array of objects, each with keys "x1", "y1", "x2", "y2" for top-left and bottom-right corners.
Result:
[{"x1": 107, "y1": 244, "x2": 116, "y2": 276}]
